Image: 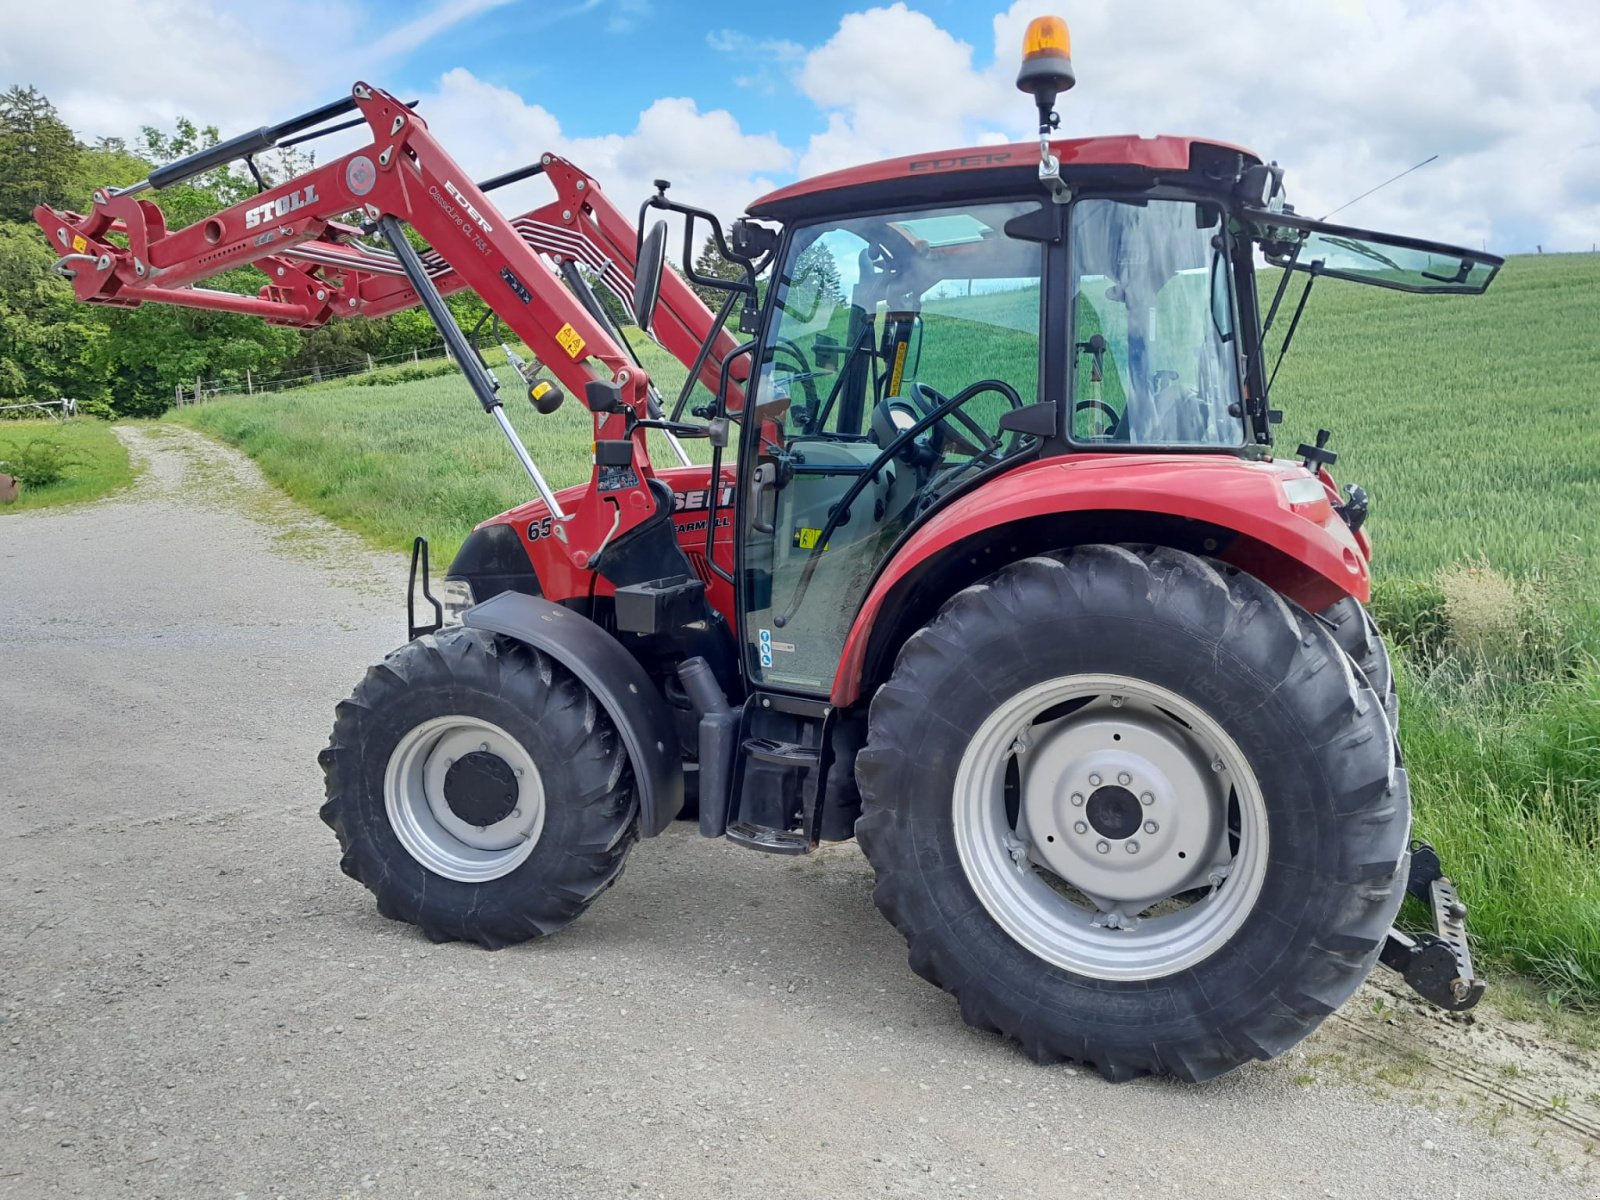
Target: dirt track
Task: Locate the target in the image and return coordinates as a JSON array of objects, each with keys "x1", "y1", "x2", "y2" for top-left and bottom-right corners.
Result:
[{"x1": 2, "y1": 425, "x2": 1595, "y2": 1199}]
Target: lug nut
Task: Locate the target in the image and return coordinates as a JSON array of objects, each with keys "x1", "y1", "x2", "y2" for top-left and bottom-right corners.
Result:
[
  {"x1": 1096, "y1": 841, "x2": 1109, "y2": 854},
  {"x1": 1144, "y1": 820, "x2": 1159, "y2": 834},
  {"x1": 1211, "y1": 760, "x2": 1224, "y2": 773},
  {"x1": 1111, "y1": 695, "x2": 1124, "y2": 708},
  {"x1": 480, "y1": 743, "x2": 490, "y2": 752},
  {"x1": 1126, "y1": 841, "x2": 1140, "y2": 854},
  {"x1": 1089, "y1": 773, "x2": 1102, "y2": 787},
  {"x1": 1140, "y1": 792, "x2": 1154, "y2": 806},
  {"x1": 1117, "y1": 772, "x2": 1131, "y2": 786},
  {"x1": 1070, "y1": 792, "x2": 1084, "y2": 806},
  {"x1": 1073, "y1": 821, "x2": 1088, "y2": 835}
]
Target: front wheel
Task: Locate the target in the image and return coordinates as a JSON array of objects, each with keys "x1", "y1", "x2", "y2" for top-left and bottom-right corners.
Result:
[
  {"x1": 318, "y1": 628, "x2": 637, "y2": 948},
  {"x1": 855, "y1": 546, "x2": 1409, "y2": 1081}
]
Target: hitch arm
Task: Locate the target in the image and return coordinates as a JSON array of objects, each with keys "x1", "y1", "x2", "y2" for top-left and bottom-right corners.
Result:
[{"x1": 1378, "y1": 841, "x2": 1485, "y2": 1012}]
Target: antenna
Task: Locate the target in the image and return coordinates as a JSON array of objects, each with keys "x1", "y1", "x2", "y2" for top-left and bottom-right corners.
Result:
[{"x1": 1319, "y1": 154, "x2": 1438, "y2": 222}]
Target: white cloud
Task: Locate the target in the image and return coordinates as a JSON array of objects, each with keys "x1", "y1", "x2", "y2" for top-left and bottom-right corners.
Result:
[
  {"x1": 789, "y1": 1, "x2": 1600, "y2": 251},
  {"x1": 411, "y1": 68, "x2": 793, "y2": 222},
  {"x1": 366, "y1": 0, "x2": 525, "y2": 61},
  {"x1": 0, "y1": 0, "x2": 353, "y2": 139},
  {"x1": 3, "y1": 1, "x2": 1591, "y2": 250}
]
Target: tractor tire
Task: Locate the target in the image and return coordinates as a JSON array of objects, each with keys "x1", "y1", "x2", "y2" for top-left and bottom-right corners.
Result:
[
  {"x1": 855, "y1": 545, "x2": 1409, "y2": 1082},
  {"x1": 318, "y1": 627, "x2": 637, "y2": 948},
  {"x1": 1321, "y1": 595, "x2": 1399, "y2": 735}
]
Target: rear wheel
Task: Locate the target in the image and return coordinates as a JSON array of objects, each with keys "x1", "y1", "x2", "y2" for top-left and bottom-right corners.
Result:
[
  {"x1": 856, "y1": 546, "x2": 1409, "y2": 1081},
  {"x1": 319, "y1": 628, "x2": 637, "y2": 947},
  {"x1": 1321, "y1": 595, "x2": 1398, "y2": 735}
]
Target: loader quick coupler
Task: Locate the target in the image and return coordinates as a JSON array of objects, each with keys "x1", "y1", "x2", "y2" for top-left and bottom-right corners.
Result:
[{"x1": 1378, "y1": 840, "x2": 1486, "y2": 1012}]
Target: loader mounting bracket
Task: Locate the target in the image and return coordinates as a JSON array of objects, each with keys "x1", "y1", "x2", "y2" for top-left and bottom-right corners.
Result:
[
  {"x1": 407, "y1": 536, "x2": 444, "y2": 641},
  {"x1": 1378, "y1": 840, "x2": 1485, "y2": 1012}
]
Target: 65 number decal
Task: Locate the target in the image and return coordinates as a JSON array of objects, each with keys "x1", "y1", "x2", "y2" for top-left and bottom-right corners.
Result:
[{"x1": 526, "y1": 516, "x2": 553, "y2": 542}]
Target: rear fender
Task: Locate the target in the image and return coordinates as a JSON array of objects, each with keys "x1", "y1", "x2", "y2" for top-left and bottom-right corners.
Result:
[
  {"x1": 832, "y1": 453, "x2": 1369, "y2": 706},
  {"x1": 463, "y1": 591, "x2": 683, "y2": 836}
]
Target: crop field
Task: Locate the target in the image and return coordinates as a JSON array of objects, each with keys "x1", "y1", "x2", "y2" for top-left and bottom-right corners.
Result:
[{"x1": 168, "y1": 254, "x2": 1600, "y2": 1008}]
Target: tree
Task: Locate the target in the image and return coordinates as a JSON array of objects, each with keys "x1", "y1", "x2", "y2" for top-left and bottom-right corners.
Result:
[
  {"x1": 0, "y1": 86, "x2": 81, "y2": 221},
  {"x1": 688, "y1": 233, "x2": 746, "y2": 310},
  {"x1": 793, "y1": 241, "x2": 845, "y2": 305}
]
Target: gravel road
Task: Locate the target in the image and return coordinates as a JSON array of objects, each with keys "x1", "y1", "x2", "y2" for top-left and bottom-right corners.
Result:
[{"x1": 2, "y1": 425, "x2": 1594, "y2": 1199}]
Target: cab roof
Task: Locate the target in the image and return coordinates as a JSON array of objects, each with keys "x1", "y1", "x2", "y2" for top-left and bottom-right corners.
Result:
[{"x1": 747, "y1": 134, "x2": 1262, "y2": 223}]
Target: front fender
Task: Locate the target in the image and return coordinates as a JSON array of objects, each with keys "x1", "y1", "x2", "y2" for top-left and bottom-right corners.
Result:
[
  {"x1": 463, "y1": 591, "x2": 683, "y2": 836},
  {"x1": 831, "y1": 453, "x2": 1369, "y2": 705}
]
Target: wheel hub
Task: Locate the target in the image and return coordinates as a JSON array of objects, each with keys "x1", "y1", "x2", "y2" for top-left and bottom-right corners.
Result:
[
  {"x1": 384, "y1": 715, "x2": 546, "y2": 883},
  {"x1": 1021, "y1": 704, "x2": 1224, "y2": 909},
  {"x1": 443, "y1": 750, "x2": 520, "y2": 828},
  {"x1": 953, "y1": 674, "x2": 1271, "y2": 982},
  {"x1": 1085, "y1": 785, "x2": 1141, "y2": 840}
]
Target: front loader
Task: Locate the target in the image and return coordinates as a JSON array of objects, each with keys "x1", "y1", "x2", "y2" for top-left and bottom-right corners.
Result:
[{"x1": 37, "y1": 16, "x2": 1499, "y2": 1080}]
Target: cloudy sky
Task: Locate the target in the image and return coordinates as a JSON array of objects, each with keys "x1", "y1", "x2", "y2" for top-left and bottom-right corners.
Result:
[{"x1": 2, "y1": 0, "x2": 1596, "y2": 252}]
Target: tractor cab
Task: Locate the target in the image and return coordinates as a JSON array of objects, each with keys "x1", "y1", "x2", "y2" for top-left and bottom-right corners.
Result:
[
  {"x1": 724, "y1": 147, "x2": 1276, "y2": 694},
  {"x1": 718, "y1": 133, "x2": 1500, "y2": 696}
]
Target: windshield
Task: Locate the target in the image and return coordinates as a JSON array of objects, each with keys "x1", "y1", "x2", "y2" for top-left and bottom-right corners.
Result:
[
  {"x1": 1069, "y1": 197, "x2": 1245, "y2": 446},
  {"x1": 1250, "y1": 211, "x2": 1501, "y2": 294},
  {"x1": 741, "y1": 200, "x2": 1044, "y2": 690}
]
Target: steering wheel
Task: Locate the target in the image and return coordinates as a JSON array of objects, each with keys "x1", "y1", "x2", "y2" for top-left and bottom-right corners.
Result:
[
  {"x1": 1073, "y1": 399, "x2": 1122, "y2": 439},
  {"x1": 771, "y1": 338, "x2": 822, "y2": 428},
  {"x1": 907, "y1": 380, "x2": 1025, "y2": 458},
  {"x1": 871, "y1": 397, "x2": 944, "y2": 467}
]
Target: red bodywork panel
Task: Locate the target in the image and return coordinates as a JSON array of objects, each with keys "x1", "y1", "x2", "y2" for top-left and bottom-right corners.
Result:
[
  {"x1": 483, "y1": 464, "x2": 739, "y2": 621},
  {"x1": 749, "y1": 134, "x2": 1260, "y2": 214},
  {"x1": 829, "y1": 454, "x2": 1369, "y2": 706},
  {"x1": 488, "y1": 452, "x2": 1368, "y2": 713}
]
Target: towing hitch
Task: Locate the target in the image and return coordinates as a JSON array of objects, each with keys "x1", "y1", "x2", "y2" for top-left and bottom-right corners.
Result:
[{"x1": 1379, "y1": 841, "x2": 1485, "y2": 1012}]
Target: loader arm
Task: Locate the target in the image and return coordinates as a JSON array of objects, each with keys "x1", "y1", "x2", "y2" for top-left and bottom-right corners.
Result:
[{"x1": 33, "y1": 82, "x2": 747, "y2": 574}]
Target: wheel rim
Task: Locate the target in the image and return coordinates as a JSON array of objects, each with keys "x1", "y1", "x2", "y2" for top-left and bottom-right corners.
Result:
[
  {"x1": 952, "y1": 674, "x2": 1268, "y2": 981},
  {"x1": 384, "y1": 715, "x2": 546, "y2": 883}
]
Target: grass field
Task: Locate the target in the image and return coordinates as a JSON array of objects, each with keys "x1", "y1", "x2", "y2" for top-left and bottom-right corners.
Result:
[
  {"x1": 168, "y1": 255, "x2": 1600, "y2": 1009},
  {"x1": 0, "y1": 418, "x2": 136, "y2": 512},
  {"x1": 168, "y1": 336, "x2": 704, "y2": 564}
]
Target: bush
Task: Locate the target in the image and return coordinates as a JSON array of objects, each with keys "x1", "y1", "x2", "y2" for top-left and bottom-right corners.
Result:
[{"x1": 0, "y1": 434, "x2": 89, "y2": 488}]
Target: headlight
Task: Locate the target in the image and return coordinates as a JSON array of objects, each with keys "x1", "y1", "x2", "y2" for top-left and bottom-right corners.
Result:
[
  {"x1": 1280, "y1": 476, "x2": 1328, "y2": 507},
  {"x1": 439, "y1": 578, "x2": 476, "y2": 625}
]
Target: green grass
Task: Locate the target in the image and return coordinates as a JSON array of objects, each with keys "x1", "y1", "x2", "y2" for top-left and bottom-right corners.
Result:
[
  {"x1": 0, "y1": 418, "x2": 136, "y2": 512},
  {"x1": 1267, "y1": 256, "x2": 1600, "y2": 1009},
  {"x1": 167, "y1": 255, "x2": 1600, "y2": 1011},
  {"x1": 169, "y1": 334, "x2": 707, "y2": 564},
  {"x1": 1270, "y1": 254, "x2": 1600, "y2": 580}
]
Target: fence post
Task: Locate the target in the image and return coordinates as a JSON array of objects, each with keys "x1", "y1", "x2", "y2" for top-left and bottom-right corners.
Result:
[
  {"x1": 413, "y1": 348, "x2": 419, "y2": 364},
  {"x1": 175, "y1": 384, "x2": 183, "y2": 408},
  {"x1": 194, "y1": 375, "x2": 202, "y2": 405},
  {"x1": 246, "y1": 368, "x2": 253, "y2": 395}
]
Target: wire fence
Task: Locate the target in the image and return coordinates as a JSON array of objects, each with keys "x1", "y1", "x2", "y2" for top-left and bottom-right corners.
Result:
[
  {"x1": 175, "y1": 341, "x2": 457, "y2": 405},
  {"x1": 0, "y1": 398, "x2": 78, "y2": 420}
]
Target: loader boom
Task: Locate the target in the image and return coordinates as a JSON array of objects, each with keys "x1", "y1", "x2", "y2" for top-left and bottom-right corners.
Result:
[{"x1": 34, "y1": 82, "x2": 746, "y2": 572}]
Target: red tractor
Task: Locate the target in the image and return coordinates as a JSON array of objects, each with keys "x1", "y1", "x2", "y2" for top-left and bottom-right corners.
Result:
[{"x1": 38, "y1": 17, "x2": 1499, "y2": 1080}]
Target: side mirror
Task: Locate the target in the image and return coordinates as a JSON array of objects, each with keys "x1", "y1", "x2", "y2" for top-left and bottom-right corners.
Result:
[{"x1": 634, "y1": 219, "x2": 668, "y2": 334}]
